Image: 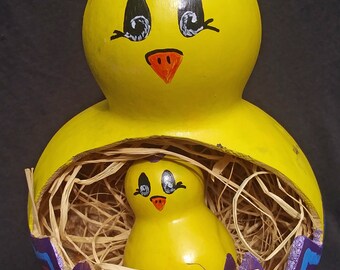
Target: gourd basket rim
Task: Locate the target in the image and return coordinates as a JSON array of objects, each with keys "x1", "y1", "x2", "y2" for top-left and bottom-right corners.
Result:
[{"x1": 26, "y1": 138, "x2": 320, "y2": 270}]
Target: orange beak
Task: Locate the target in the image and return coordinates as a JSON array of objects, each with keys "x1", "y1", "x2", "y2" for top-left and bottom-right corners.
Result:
[
  {"x1": 145, "y1": 49, "x2": 183, "y2": 84},
  {"x1": 150, "y1": 196, "x2": 167, "y2": 211}
]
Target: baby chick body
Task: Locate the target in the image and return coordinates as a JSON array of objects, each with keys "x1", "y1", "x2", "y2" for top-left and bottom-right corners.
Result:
[{"x1": 124, "y1": 156, "x2": 236, "y2": 270}]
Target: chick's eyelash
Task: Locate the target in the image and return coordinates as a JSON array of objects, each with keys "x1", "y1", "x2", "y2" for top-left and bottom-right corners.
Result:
[{"x1": 203, "y1": 18, "x2": 220, "y2": 32}]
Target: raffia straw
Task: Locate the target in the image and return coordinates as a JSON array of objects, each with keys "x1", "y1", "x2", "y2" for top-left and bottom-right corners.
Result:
[
  {"x1": 277, "y1": 177, "x2": 317, "y2": 227},
  {"x1": 94, "y1": 264, "x2": 135, "y2": 270},
  {"x1": 28, "y1": 138, "x2": 316, "y2": 270},
  {"x1": 232, "y1": 171, "x2": 275, "y2": 260},
  {"x1": 25, "y1": 168, "x2": 42, "y2": 235},
  {"x1": 60, "y1": 166, "x2": 82, "y2": 234},
  {"x1": 265, "y1": 201, "x2": 305, "y2": 261}
]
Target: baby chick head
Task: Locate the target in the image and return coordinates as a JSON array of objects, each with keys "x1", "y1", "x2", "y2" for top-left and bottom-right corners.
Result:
[
  {"x1": 83, "y1": 0, "x2": 261, "y2": 119},
  {"x1": 124, "y1": 156, "x2": 205, "y2": 219}
]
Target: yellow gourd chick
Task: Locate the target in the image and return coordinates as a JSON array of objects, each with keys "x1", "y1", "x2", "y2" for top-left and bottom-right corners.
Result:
[
  {"x1": 124, "y1": 156, "x2": 236, "y2": 270},
  {"x1": 28, "y1": 0, "x2": 323, "y2": 268}
]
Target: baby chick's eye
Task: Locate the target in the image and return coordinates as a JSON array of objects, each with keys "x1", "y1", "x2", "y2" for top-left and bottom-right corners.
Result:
[
  {"x1": 162, "y1": 170, "x2": 186, "y2": 194},
  {"x1": 111, "y1": 0, "x2": 151, "y2": 42},
  {"x1": 178, "y1": 0, "x2": 219, "y2": 38},
  {"x1": 162, "y1": 170, "x2": 176, "y2": 194},
  {"x1": 134, "y1": 172, "x2": 151, "y2": 197}
]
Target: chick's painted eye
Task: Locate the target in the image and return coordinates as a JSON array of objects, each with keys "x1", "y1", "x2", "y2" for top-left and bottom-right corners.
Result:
[
  {"x1": 111, "y1": 0, "x2": 151, "y2": 42},
  {"x1": 178, "y1": 0, "x2": 219, "y2": 38},
  {"x1": 134, "y1": 172, "x2": 151, "y2": 197},
  {"x1": 161, "y1": 170, "x2": 186, "y2": 194}
]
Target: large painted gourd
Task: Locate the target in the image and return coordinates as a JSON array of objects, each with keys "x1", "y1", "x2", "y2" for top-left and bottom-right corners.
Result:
[{"x1": 27, "y1": 0, "x2": 324, "y2": 269}]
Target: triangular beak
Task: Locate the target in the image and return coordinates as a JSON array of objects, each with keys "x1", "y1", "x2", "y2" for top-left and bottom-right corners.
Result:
[
  {"x1": 150, "y1": 196, "x2": 167, "y2": 211},
  {"x1": 145, "y1": 49, "x2": 183, "y2": 84}
]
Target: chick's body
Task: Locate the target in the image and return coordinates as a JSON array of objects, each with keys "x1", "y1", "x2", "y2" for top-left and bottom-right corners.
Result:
[{"x1": 124, "y1": 157, "x2": 236, "y2": 270}]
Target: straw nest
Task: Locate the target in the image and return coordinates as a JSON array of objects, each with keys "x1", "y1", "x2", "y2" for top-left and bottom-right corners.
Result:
[{"x1": 26, "y1": 137, "x2": 319, "y2": 270}]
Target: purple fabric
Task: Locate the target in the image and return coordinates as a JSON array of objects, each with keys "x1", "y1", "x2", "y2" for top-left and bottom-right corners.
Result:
[
  {"x1": 224, "y1": 253, "x2": 236, "y2": 270},
  {"x1": 286, "y1": 236, "x2": 323, "y2": 270},
  {"x1": 73, "y1": 261, "x2": 92, "y2": 270},
  {"x1": 31, "y1": 236, "x2": 63, "y2": 270},
  {"x1": 146, "y1": 154, "x2": 165, "y2": 163},
  {"x1": 312, "y1": 230, "x2": 323, "y2": 245},
  {"x1": 239, "y1": 252, "x2": 264, "y2": 270}
]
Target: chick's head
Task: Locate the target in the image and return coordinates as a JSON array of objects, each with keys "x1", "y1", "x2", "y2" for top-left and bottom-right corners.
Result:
[
  {"x1": 124, "y1": 156, "x2": 205, "y2": 220},
  {"x1": 83, "y1": 0, "x2": 261, "y2": 120}
]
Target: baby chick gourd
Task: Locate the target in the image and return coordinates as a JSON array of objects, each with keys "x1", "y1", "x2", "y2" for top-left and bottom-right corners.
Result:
[{"x1": 124, "y1": 156, "x2": 236, "y2": 269}]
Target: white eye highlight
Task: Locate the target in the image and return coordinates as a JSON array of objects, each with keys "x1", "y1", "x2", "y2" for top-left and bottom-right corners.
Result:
[
  {"x1": 161, "y1": 170, "x2": 186, "y2": 194},
  {"x1": 139, "y1": 184, "x2": 150, "y2": 197},
  {"x1": 179, "y1": 11, "x2": 204, "y2": 37},
  {"x1": 134, "y1": 172, "x2": 151, "y2": 197},
  {"x1": 125, "y1": 15, "x2": 151, "y2": 41},
  {"x1": 162, "y1": 170, "x2": 176, "y2": 194}
]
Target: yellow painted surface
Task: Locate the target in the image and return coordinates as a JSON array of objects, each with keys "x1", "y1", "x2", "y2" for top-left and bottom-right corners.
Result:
[{"x1": 30, "y1": 0, "x2": 323, "y2": 232}]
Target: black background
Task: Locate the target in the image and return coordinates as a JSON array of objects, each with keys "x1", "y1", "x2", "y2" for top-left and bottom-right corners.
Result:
[{"x1": 1, "y1": 0, "x2": 339, "y2": 269}]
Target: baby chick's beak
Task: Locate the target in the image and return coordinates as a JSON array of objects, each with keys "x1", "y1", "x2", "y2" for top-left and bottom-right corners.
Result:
[
  {"x1": 150, "y1": 196, "x2": 167, "y2": 211},
  {"x1": 145, "y1": 49, "x2": 183, "y2": 84}
]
